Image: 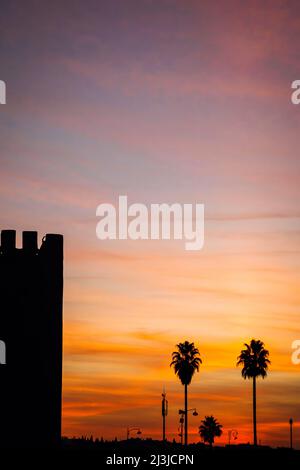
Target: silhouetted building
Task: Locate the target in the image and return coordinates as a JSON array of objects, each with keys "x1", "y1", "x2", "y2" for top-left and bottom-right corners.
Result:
[{"x1": 0, "y1": 230, "x2": 63, "y2": 448}]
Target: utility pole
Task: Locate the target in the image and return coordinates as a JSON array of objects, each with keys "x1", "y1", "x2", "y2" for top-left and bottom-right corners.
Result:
[
  {"x1": 162, "y1": 389, "x2": 168, "y2": 441},
  {"x1": 289, "y1": 418, "x2": 293, "y2": 449}
]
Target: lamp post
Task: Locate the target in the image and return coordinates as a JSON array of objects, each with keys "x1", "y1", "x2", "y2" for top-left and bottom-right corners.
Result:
[
  {"x1": 178, "y1": 413, "x2": 184, "y2": 445},
  {"x1": 162, "y1": 391, "x2": 168, "y2": 442},
  {"x1": 178, "y1": 408, "x2": 198, "y2": 445},
  {"x1": 127, "y1": 427, "x2": 142, "y2": 440},
  {"x1": 289, "y1": 418, "x2": 293, "y2": 449},
  {"x1": 228, "y1": 429, "x2": 238, "y2": 445}
]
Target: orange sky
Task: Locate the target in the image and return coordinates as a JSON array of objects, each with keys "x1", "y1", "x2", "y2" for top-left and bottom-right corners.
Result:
[{"x1": 1, "y1": 0, "x2": 300, "y2": 447}]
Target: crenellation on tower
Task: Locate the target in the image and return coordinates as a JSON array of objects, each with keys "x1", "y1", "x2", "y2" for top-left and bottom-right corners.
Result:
[{"x1": 0, "y1": 229, "x2": 63, "y2": 448}]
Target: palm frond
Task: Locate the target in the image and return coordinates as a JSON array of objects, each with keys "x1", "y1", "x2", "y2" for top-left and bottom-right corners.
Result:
[
  {"x1": 170, "y1": 340, "x2": 202, "y2": 385},
  {"x1": 237, "y1": 339, "x2": 271, "y2": 379}
]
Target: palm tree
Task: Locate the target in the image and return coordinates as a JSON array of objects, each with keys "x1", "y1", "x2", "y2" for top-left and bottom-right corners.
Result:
[
  {"x1": 199, "y1": 415, "x2": 223, "y2": 447},
  {"x1": 170, "y1": 341, "x2": 202, "y2": 445},
  {"x1": 237, "y1": 339, "x2": 270, "y2": 446}
]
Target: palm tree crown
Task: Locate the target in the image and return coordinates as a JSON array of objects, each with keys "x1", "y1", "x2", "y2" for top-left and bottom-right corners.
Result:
[
  {"x1": 237, "y1": 339, "x2": 270, "y2": 379},
  {"x1": 170, "y1": 341, "x2": 202, "y2": 385},
  {"x1": 199, "y1": 415, "x2": 223, "y2": 446}
]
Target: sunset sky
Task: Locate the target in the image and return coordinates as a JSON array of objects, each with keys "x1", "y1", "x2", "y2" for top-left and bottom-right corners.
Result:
[{"x1": 1, "y1": 0, "x2": 300, "y2": 447}]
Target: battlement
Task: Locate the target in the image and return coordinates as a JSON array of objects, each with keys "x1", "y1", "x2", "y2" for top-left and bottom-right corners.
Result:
[
  {"x1": 0, "y1": 229, "x2": 63, "y2": 255},
  {"x1": 0, "y1": 228, "x2": 63, "y2": 448}
]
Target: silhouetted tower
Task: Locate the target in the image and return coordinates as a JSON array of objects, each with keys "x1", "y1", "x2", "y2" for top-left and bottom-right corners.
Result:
[{"x1": 0, "y1": 230, "x2": 63, "y2": 448}]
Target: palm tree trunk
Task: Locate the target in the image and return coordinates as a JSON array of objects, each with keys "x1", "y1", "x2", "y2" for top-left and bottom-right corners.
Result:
[
  {"x1": 184, "y1": 383, "x2": 188, "y2": 446},
  {"x1": 253, "y1": 376, "x2": 257, "y2": 446}
]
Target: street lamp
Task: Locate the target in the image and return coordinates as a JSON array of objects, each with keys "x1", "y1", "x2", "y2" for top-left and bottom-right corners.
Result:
[
  {"x1": 178, "y1": 408, "x2": 198, "y2": 444},
  {"x1": 179, "y1": 408, "x2": 198, "y2": 416},
  {"x1": 289, "y1": 418, "x2": 293, "y2": 449},
  {"x1": 127, "y1": 427, "x2": 142, "y2": 440},
  {"x1": 178, "y1": 413, "x2": 184, "y2": 445},
  {"x1": 228, "y1": 429, "x2": 238, "y2": 445}
]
